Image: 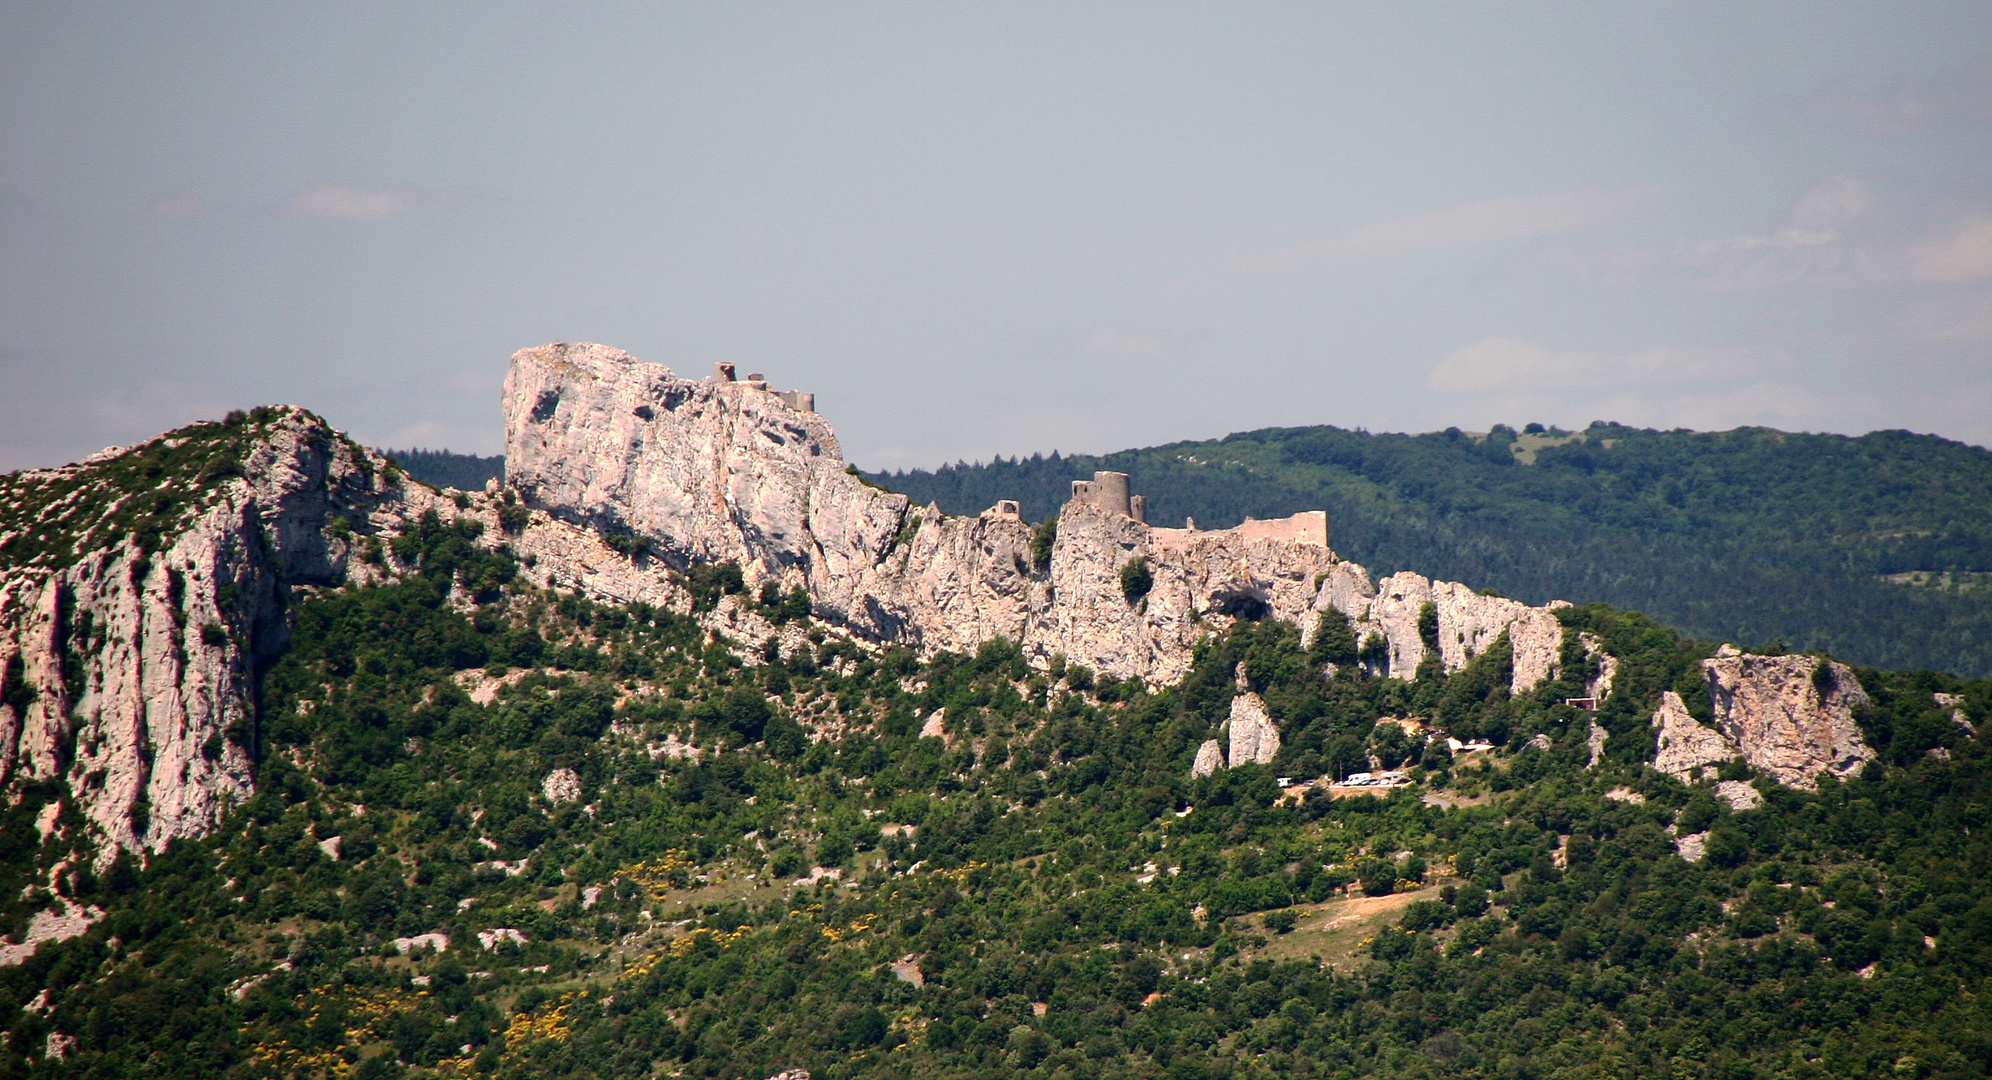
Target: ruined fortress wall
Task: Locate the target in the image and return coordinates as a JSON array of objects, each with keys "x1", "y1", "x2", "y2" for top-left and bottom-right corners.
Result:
[
  {"x1": 1070, "y1": 470, "x2": 1132, "y2": 517},
  {"x1": 1234, "y1": 511, "x2": 1328, "y2": 547}
]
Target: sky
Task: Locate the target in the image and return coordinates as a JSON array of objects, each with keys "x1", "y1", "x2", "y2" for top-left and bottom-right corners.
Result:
[{"x1": 3, "y1": 3, "x2": 1990, "y2": 473}]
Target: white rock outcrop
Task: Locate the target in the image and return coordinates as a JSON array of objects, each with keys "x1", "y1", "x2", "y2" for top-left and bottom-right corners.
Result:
[
  {"x1": 1226, "y1": 692, "x2": 1281, "y2": 767},
  {"x1": 1715, "y1": 780, "x2": 1763, "y2": 811},
  {"x1": 502, "y1": 343, "x2": 1354, "y2": 685},
  {"x1": 1703, "y1": 650, "x2": 1874, "y2": 790},
  {"x1": 542, "y1": 767, "x2": 582, "y2": 805},
  {"x1": 1190, "y1": 739, "x2": 1224, "y2": 779},
  {"x1": 0, "y1": 407, "x2": 684, "y2": 861},
  {"x1": 501, "y1": 344, "x2": 1598, "y2": 688},
  {"x1": 1650, "y1": 690, "x2": 1737, "y2": 782},
  {"x1": 1313, "y1": 570, "x2": 1578, "y2": 694}
]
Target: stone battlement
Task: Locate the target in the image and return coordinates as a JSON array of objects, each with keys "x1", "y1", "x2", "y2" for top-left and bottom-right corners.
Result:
[
  {"x1": 1069, "y1": 471, "x2": 1146, "y2": 524},
  {"x1": 711, "y1": 361, "x2": 814, "y2": 412},
  {"x1": 1149, "y1": 510, "x2": 1328, "y2": 549}
]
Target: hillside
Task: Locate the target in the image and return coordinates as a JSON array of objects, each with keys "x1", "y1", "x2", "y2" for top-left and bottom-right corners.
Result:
[
  {"x1": 1, "y1": 481, "x2": 1988, "y2": 1079},
  {"x1": 3, "y1": 350, "x2": 1991, "y2": 1080},
  {"x1": 863, "y1": 423, "x2": 1992, "y2": 677}
]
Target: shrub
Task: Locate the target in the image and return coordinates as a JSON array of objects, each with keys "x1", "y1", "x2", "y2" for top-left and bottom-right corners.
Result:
[
  {"x1": 1120, "y1": 556, "x2": 1153, "y2": 603},
  {"x1": 1309, "y1": 608, "x2": 1359, "y2": 667},
  {"x1": 1031, "y1": 517, "x2": 1057, "y2": 569}
]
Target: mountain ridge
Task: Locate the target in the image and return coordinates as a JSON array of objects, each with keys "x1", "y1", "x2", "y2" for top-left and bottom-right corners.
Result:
[
  {"x1": 1, "y1": 346, "x2": 1988, "y2": 1079},
  {"x1": 861, "y1": 422, "x2": 1992, "y2": 676}
]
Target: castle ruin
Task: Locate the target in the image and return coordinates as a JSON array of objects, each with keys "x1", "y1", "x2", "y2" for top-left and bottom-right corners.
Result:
[
  {"x1": 1070, "y1": 470, "x2": 1147, "y2": 524},
  {"x1": 712, "y1": 361, "x2": 814, "y2": 413}
]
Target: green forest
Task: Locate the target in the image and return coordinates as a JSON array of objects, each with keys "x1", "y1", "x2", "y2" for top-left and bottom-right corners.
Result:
[
  {"x1": 861, "y1": 423, "x2": 1992, "y2": 678},
  {"x1": 385, "y1": 450, "x2": 505, "y2": 495},
  {"x1": 5, "y1": 492, "x2": 1992, "y2": 1079}
]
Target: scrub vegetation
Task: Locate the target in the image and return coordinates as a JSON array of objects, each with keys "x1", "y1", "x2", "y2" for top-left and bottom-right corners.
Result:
[{"x1": 4, "y1": 504, "x2": 1992, "y2": 1079}]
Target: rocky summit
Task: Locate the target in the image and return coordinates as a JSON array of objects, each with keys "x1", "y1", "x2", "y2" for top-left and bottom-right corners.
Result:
[
  {"x1": 0, "y1": 344, "x2": 1983, "y2": 1080},
  {"x1": 506, "y1": 344, "x2": 1596, "y2": 690},
  {"x1": 0, "y1": 344, "x2": 1890, "y2": 869}
]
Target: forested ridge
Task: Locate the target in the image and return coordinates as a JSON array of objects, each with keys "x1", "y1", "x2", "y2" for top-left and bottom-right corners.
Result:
[
  {"x1": 384, "y1": 450, "x2": 504, "y2": 495},
  {"x1": 860, "y1": 423, "x2": 1992, "y2": 678},
  {"x1": 4, "y1": 491, "x2": 1992, "y2": 1079}
]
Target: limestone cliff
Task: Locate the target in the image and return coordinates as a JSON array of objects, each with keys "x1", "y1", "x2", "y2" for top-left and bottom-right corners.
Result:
[
  {"x1": 503, "y1": 344, "x2": 913, "y2": 637},
  {"x1": 1650, "y1": 690, "x2": 1737, "y2": 781},
  {"x1": 1225, "y1": 693, "x2": 1281, "y2": 767},
  {"x1": 499, "y1": 344, "x2": 1607, "y2": 689},
  {"x1": 1027, "y1": 503, "x2": 1337, "y2": 684},
  {"x1": 0, "y1": 407, "x2": 680, "y2": 864},
  {"x1": 1704, "y1": 648, "x2": 1873, "y2": 789},
  {"x1": 501, "y1": 344, "x2": 1351, "y2": 684},
  {"x1": 1324, "y1": 571, "x2": 1573, "y2": 694}
]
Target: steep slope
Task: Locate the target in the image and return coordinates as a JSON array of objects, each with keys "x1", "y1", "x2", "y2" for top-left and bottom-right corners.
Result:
[
  {"x1": 499, "y1": 344, "x2": 1585, "y2": 687},
  {"x1": 0, "y1": 407, "x2": 679, "y2": 865},
  {"x1": 0, "y1": 548, "x2": 1984, "y2": 1078},
  {"x1": 4, "y1": 350, "x2": 1991, "y2": 1079}
]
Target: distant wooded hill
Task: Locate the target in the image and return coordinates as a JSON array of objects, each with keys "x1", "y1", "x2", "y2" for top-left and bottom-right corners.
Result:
[
  {"x1": 383, "y1": 447, "x2": 504, "y2": 492},
  {"x1": 863, "y1": 423, "x2": 1992, "y2": 677}
]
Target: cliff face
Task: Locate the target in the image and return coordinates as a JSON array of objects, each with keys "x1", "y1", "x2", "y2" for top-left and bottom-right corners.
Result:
[
  {"x1": 1330, "y1": 571, "x2": 1571, "y2": 693},
  {"x1": 499, "y1": 344, "x2": 1611, "y2": 689},
  {"x1": 1027, "y1": 505, "x2": 1338, "y2": 683},
  {"x1": 1642, "y1": 651, "x2": 1877, "y2": 791},
  {"x1": 501, "y1": 344, "x2": 1349, "y2": 684},
  {"x1": 1704, "y1": 649, "x2": 1873, "y2": 789},
  {"x1": 503, "y1": 344, "x2": 911, "y2": 636},
  {"x1": 0, "y1": 407, "x2": 682, "y2": 864},
  {"x1": 0, "y1": 410, "x2": 369, "y2": 857}
]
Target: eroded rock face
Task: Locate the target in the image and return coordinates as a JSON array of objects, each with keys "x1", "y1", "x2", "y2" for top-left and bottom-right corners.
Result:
[
  {"x1": 1704, "y1": 650, "x2": 1874, "y2": 790},
  {"x1": 1315, "y1": 569, "x2": 1577, "y2": 694},
  {"x1": 1650, "y1": 689, "x2": 1737, "y2": 782},
  {"x1": 504, "y1": 343, "x2": 916, "y2": 637},
  {"x1": 502, "y1": 344, "x2": 1353, "y2": 685},
  {"x1": 1226, "y1": 693, "x2": 1281, "y2": 767},
  {"x1": 0, "y1": 410, "x2": 369, "y2": 857},
  {"x1": 1030, "y1": 505, "x2": 1339, "y2": 684},
  {"x1": 0, "y1": 407, "x2": 685, "y2": 866},
  {"x1": 1190, "y1": 739, "x2": 1224, "y2": 779}
]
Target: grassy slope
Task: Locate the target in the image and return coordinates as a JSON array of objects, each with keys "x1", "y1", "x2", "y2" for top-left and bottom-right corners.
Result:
[{"x1": 863, "y1": 423, "x2": 1992, "y2": 676}]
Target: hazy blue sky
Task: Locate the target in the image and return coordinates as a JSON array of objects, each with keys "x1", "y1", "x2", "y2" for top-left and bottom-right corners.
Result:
[{"x1": 4, "y1": 4, "x2": 1990, "y2": 471}]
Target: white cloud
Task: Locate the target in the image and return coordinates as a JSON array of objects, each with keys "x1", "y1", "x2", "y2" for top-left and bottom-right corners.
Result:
[
  {"x1": 1902, "y1": 214, "x2": 1992, "y2": 282},
  {"x1": 1550, "y1": 175, "x2": 1992, "y2": 296},
  {"x1": 1426, "y1": 336, "x2": 1767, "y2": 394},
  {"x1": 1249, "y1": 184, "x2": 1661, "y2": 269},
  {"x1": 285, "y1": 184, "x2": 418, "y2": 222}
]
